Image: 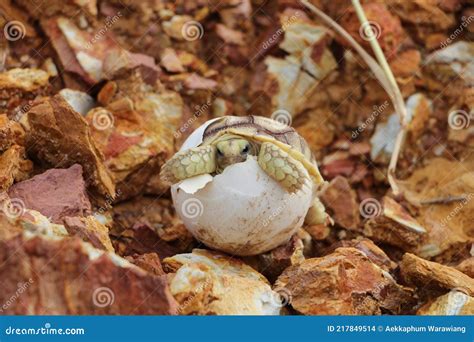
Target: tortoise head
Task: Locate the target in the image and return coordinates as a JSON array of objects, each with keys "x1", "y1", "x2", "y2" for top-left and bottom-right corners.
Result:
[{"x1": 214, "y1": 134, "x2": 256, "y2": 172}]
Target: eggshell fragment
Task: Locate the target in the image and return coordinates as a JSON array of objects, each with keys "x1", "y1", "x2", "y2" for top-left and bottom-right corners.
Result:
[{"x1": 172, "y1": 156, "x2": 313, "y2": 256}]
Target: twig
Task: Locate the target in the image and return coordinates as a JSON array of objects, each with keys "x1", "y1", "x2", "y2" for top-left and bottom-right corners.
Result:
[
  {"x1": 350, "y1": 0, "x2": 407, "y2": 196},
  {"x1": 300, "y1": 0, "x2": 408, "y2": 196},
  {"x1": 420, "y1": 195, "x2": 469, "y2": 205}
]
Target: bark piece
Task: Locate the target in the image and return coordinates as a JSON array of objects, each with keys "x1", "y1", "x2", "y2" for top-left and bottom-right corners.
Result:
[
  {"x1": 275, "y1": 247, "x2": 414, "y2": 315},
  {"x1": 0, "y1": 235, "x2": 177, "y2": 314},
  {"x1": 25, "y1": 95, "x2": 115, "y2": 200},
  {"x1": 8, "y1": 164, "x2": 91, "y2": 223}
]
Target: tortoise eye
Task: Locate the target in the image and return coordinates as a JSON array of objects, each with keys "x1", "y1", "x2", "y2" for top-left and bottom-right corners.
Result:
[
  {"x1": 217, "y1": 148, "x2": 223, "y2": 156},
  {"x1": 242, "y1": 145, "x2": 249, "y2": 154}
]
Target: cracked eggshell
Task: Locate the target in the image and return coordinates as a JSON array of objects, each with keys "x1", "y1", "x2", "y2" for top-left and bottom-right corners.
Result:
[{"x1": 171, "y1": 120, "x2": 313, "y2": 256}]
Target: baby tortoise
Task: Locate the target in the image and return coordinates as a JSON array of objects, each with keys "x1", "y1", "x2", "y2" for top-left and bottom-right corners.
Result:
[{"x1": 160, "y1": 115, "x2": 324, "y2": 194}]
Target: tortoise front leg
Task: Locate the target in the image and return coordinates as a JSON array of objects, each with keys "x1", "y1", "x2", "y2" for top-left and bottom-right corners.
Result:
[
  {"x1": 160, "y1": 145, "x2": 217, "y2": 184},
  {"x1": 258, "y1": 142, "x2": 310, "y2": 193}
]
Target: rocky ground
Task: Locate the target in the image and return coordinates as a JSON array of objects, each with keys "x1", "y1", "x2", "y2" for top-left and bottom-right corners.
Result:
[{"x1": 0, "y1": 0, "x2": 473, "y2": 315}]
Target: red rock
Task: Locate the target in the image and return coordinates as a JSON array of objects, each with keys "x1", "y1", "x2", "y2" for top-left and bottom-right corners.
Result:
[
  {"x1": 8, "y1": 164, "x2": 91, "y2": 224},
  {"x1": 0, "y1": 235, "x2": 177, "y2": 314}
]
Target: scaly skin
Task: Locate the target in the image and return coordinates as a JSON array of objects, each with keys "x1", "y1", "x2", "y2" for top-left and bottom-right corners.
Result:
[
  {"x1": 160, "y1": 145, "x2": 217, "y2": 184},
  {"x1": 258, "y1": 142, "x2": 309, "y2": 193}
]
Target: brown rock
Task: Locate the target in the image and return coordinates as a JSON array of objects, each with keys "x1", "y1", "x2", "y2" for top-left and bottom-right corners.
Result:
[
  {"x1": 275, "y1": 247, "x2": 414, "y2": 315},
  {"x1": 0, "y1": 235, "x2": 177, "y2": 314},
  {"x1": 328, "y1": 238, "x2": 397, "y2": 272},
  {"x1": 103, "y1": 49, "x2": 161, "y2": 85},
  {"x1": 0, "y1": 68, "x2": 51, "y2": 115},
  {"x1": 111, "y1": 196, "x2": 194, "y2": 259},
  {"x1": 125, "y1": 253, "x2": 165, "y2": 276},
  {"x1": 363, "y1": 197, "x2": 426, "y2": 250},
  {"x1": 0, "y1": 114, "x2": 26, "y2": 151},
  {"x1": 417, "y1": 290, "x2": 474, "y2": 315},
  {"x1": 390, "y1": 49, "x2": 421, "y2": 78},
  {"x1": 246, "y1": 234, "x2": 305, "y2": 283},
  {"x1": 395, "y1": 158, "x2": 474, "y2": 260},
  {"x1": 63, "y1": 216, "x2": 114, "y2": 252},
  {"x1": 456, "y1": 257, "x2": 474, "y2": 278},
  {"x1": 0, "y1": 145, "x2": 32, "y2": 191},
  {"x1": 25, "y1": 95, "x2": 115, "y2": 200},
  {"x1": 87, "y1": 70, "x2": 183, "y2": 199},
  {"x1": 113, "y1": 223, "x2": 192, "y2": 260},
  {"x1": 164, "y1": 249, "x2": 281, "y2": 315},
  {"x1": 339, "y1": 3, "x2": 406, "y2": 58},
  {"x1": 400, "y1": 253, "x2": 474, "y2": 297},
  {"x1": 319, "y1": 176, "x2": 360, "y2": 230}
]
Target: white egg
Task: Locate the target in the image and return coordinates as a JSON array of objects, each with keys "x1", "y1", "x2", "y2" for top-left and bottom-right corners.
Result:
[{"x1": 171, "y1": 119, "x2": 314, "y2": 256}]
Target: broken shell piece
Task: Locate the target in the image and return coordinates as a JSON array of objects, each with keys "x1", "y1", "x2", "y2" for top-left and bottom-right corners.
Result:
[
  {"x1": 172, "y1": 157, "x2": 312, "y2": 256},
  {"x1": 417, "y1": 289, "x2": 474, "y2": 315},
  {"x1": 163, "y1": 249, "x2": 281, "y2": 315}
]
